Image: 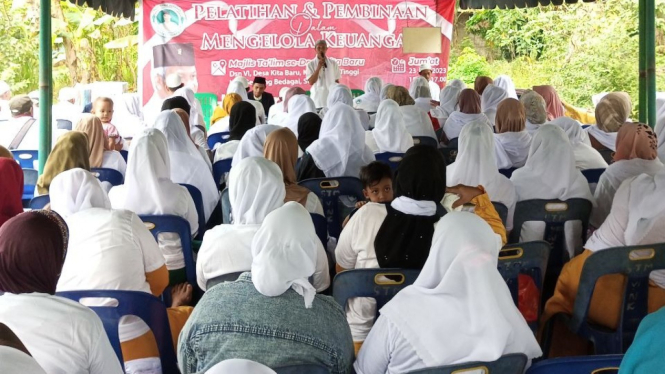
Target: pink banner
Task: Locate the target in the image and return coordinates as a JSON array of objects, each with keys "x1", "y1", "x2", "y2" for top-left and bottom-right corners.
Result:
[{"x1": 140, "y1": 0, "x2": 455, "y2": 107}]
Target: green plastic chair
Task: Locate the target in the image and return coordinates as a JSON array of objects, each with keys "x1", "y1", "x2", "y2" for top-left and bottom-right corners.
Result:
[
  {"x1": 194, "y1": 93, "x2": 217, "y2": 129},
  {"x1": 351, "y1": 89, "x2": 364, "y2": 98}
]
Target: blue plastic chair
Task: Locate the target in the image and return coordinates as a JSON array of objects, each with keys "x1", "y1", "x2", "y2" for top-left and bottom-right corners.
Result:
[
  {"x1": 91, "y1": 168, "x2": 124, "y2": 186},
  {"x1": 119, "y1": 150, "x2": 128, "y2": 162},
  {"x1": 179, "y1": 183, "x2": 206, "y2": 240},
  {"x1": 406, "y1": 353, "x2": 528, "y2": 374},
  {"x1": 207, "y1": 132, "x2": 230, "y2": 149},
  {"x1": 139, "y1": 215, "x2": 200, "y2": 297},
  {"x1": 56, "y1": 290, "x2": 179, "y2": 374},
  {"x1": 29, "y1": 195, "x2": 50, "y2": 209},
  {"x1": 274, "y1": 364, "x2": 330, "y2": 374},
  {"x1": 581, "y1": 168, "x2": 605, "y2": 184},
  {"x1": 375, "y1": 152, "x2": 404, "y2": 171},
  {"x1": 492, "y1": 202, "x2": 509, "y2": 227},
  {"x1": 412, "y1": 136, "x2": 439, "y2": 148},
  {"x1": 11, "y1": 149, "x2": 38, "y2": 169},
  {"x1": 526, "y1": 355, "x2": 622, "y2": 374},
  {"x1": 499, "y1": 167, "x2": 518, "y2": 178},
  {"x1": 439, "y1": 147, "x2": 458, "y2": 165},
  {"x1": 311, "y1": 213, "x2": 327, "y2": 248},
  {"x1": 21, "y1": 168, "x2": 38, "y2": 204},
  {"x1": 212, "y1": 158, "x2": 232, "y2": 189},
  {"x1": 298, "y1": 177, "x2": 364, "y2": 239},
  {"x1": 221, "y1": 187, "x2": 231, "y2": 224},
  {"x1": 548, "y1": 243, "x2": 665, "y2": 355},
  {"x1": 498, "y1": 241, "x2": 551, "y2": 331},
  {"x1": 333, "y1": 268, "x2": 420, "y2": 319}
]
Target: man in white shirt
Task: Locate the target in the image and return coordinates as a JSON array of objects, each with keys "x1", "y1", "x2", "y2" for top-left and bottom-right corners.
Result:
[
  {"x1": 52, "y1": 87, "x2": 80, "y2": 141},
  {"x1": 306, "y1": 40, "x2": 341, "y2": 108},
  {"x1": 419, "y1": 63, "x2": 441, "y2": 101},
  {"x1": 0, "y1": 95, "x2": 39, "y2": 152}
]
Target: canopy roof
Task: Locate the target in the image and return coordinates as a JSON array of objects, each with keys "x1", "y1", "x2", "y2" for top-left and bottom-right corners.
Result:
[
  {"x1": 69, "y1": 0, "x2": 137, "y2": 18},
  {"x1": 459, "y1": 0, "x2": 596, "y2": 9}
]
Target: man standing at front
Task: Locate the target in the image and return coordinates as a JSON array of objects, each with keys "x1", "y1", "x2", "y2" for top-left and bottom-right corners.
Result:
[
  {"x1": 249, "y1": 77, "x2": 275, "y2": 116},
  {"x1": 306, "y1": 40, "x2": 340, "y2": 108}
]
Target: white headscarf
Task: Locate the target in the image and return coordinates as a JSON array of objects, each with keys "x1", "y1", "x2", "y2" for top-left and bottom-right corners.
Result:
[
  {"x1": 447, "y1": 120, "x2": 516, "y2": 212},
  {"x1": 586, "y1": 126, "x2": 618, "y2": 151},
  {"x1": 150, "y1": 110, "x2": 219, "y2": 220},
  {"x1": 0, "y1": 346, "x2": 47, "y2": 374},
  {"x1": 354, "y1": 77, "x2": 382, "y2": 113},
  {"x1": 625, "y1": 168, "x2": 665, "y2": 245},
  {"x1": 231, "y1": 124, "x2": 281, "y2": 167},
  {"x1": 493, "y1": 75, "x2": 518, "y2": 99},
  {"x1": 444, "y1": 112, "x2": 491, "y2": 140},
  {"x1": 481, "y1": 85, "x2": 509, "y2": 127},
  {"x1": 111, "y1": 93, "x2": 144, "y2": 139},
  {"x1": 551, "y1": 117, "x2": 608, "y2": 170},
  {"x1": 379, "y1": 84, "x2": 394, "y2": 101},
  {"x1": 380, "y1": 212, "x2": 542, "y2": 366},
  {"x1": 308, "y1": 103, "x2": 375, "y2": 177},
  {"x1": 251, "y1": 202, "x2": 319, "y2": 308},
  {"x1": 227, "y1": 81, "x2": 249, "y2": 101},
  {"x1": 108, "y1": 128, "x2": 192, "y2": 218},
  {"x1": 172, "y1": 86, "x2": 204, "y2": 127},
  {"x1": 436, "y1": 85, "x2": 461, "y2": 120},
  {"x1": 655, "y1": 95, "x2": 665, "y2": 163},
  {"x1": 511, "y1": 124, "x2": 594, "y2": 202},
  {"x1": 369, "y1": 99, "x2": 414, "y2": 153},
  {"x1": 50, "y1": 168, "x2": 111, "y2": 218},
  {"x1": 447, "y1": 79, "x2": 466, "y2": 90},
  {"x1": 281, "y1": 95, "x2": 316, "y2": 136},
  {"x1": 327, "y1": 84, "x2": 354, "y2": 108},
  {"x1": 229, "y1": 157, "x2": 286, "y2": 225},
  {"x1": 494, "y1": 131, "x2": 532, "y2": 168},
  {"x1": 400, "y1": 105, "x2": 438, "y2": 140},
  {"x1": 206, "y1": 359, "x2": 276, "y2": 374},
  {"x1": 409, "y1": 77, "x2": 431, "y2": 99}
]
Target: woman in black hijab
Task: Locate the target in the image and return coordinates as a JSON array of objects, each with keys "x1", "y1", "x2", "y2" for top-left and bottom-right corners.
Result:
[
  {"x1": 229, "y1": 101, "x2": 257, "y2": 141},
  {"x1": 297, "y1": 112, "x2": 322, "y2": 151},
  {"x1": 161, "y1": 96, "x2": 191, "y2": 115}
]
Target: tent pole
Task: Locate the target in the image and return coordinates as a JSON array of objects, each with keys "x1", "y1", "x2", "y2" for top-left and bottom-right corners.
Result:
[
  {"x1": 646, "y1": 0, "x2": 656, "y2": 128},
  {"x1": 638, "y1": 0, "x2": 647, "y2": 124},
  {"x1": 38, "y1": 0, "x2": 52, "y2": 173}
]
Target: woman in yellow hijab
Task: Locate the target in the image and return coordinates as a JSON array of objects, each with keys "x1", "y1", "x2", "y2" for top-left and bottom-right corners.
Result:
[
  {"x1": 209, "y1": 93, "x2": 242, "y2": 131},
  {"x1": 36, "y1": 132, "x2": 90, "y2": 195}
]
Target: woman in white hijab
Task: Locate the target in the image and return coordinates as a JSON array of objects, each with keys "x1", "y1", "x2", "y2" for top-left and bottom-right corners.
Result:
[
  {"x1": 365, "y1": 99, "x2": 414, "y2": 154},
  {"x1": 206, "y1": 360, "x2": 276, "y2": 374},
  {"x1": 447, "y1": 120, "x2": 516, "y2": 230},
  {"x1": 494, "y1": 98, "x2": 532, "y2": 168},
  {"x1": 227, "y1": 80, "x2": 265, "y2": 124},
  {"x1": 323, "y1": 84, "x2": 370, "y2": 130},
  {"x1": 551, "y1": 117, "x2": 608, "y2": 170},
  {"x1": 385, "y1": 85, "x2": 438, "y2": 141},
  {"x1": 493, "y1": 75, "x2": 518, "y2": 99},
  {"x1": 279, "y1": 94, "x2": 316, "y2": 136},
  {"x1": 109, "y1": 128, "x2": 198, "y2": 272},
  {"x1": 447, "y1": 79, "x2": 466, "y2": 90},
  {"x1": 444, "y1": 88, "x2": 491, "y2": 142},
  {"x1": 481, "y1": 84, "x2": 509, "y2": 127},
  {"x1": 354, "y1": 77, "x2": 382, "y2": 113},
  {"x1": 409, "y1": 76, "x2": 434, "y2": 113},
  {"x1": 50, "y1": 168, "x2": 193, "y2": 374},
  {"x1": 355, "y1": 213, "x2": 541, "y2": 374},
  {"x1": 433, "y1": 85, "x2": 461, "y2": 129},
  {"x1": 299, "y1": 103, "x2": 375, "y2": 180},
  {"x1": 171, "y1": 86, "x2": 209, "y2": 151},
  {"x1": 267, "y1": 86, "x2": 290, "y2": 125},
  {"x1": 231, "y1": 124, "x2": 282, "y2": 167},
  {"x1": 151, "y1": 110, "x2": 219, "y2": 222},
  {"x1": 111, "y1": 93, "x2": 144, "y2": 140},
  {"x1": 510, "y1": 125, "x2": 594, "y2": 257},
  {"x1": 196, "y1": 157, "x2": 330, "y2": 292}
]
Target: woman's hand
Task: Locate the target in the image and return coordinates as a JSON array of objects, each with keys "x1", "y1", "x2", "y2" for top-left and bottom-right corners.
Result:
[{"x1": 446, "y1": 185, "x2": 484, "y2": 209}]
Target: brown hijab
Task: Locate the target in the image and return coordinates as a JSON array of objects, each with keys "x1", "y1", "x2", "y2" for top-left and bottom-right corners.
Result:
[
  {"x1": 533, "y1": 85, "x2": 565, "y2": 120},
  {"x1": 75, "y1": 114, "x2": 107, "y2": 168},
  {"x1": 172, "y1": 108, "x2": 197, "y2": 146},
  {"x1": 458, "y1": 89, "x2": 482, "y2": 114},
  {"x1": 474, "y1": 76, "x2": 493, "y2": 95},
  {"x1": 0, "y1": 145, "x2": 11, "y2": 159},
  {"x1": 36, "y1": 132, "x2": 90, "y2": 195},
  {"x1": 386, "y1": 86, "x2": 415, "y2": 106},
  {"x1": 0, "y1": 210, "x2": 69, "y2": 295},
  {"x1": 283, "y1": 87, "x2": 307, "y2": 113},
  {"x1": 595, "y1": 92, "x2": 632, "y2": 133},
  {"x1": 495, "y1": 98, "x2": 526, "y2": 133},
  {"x1": 263, "y1": 128, "x2": 311, "y2": 206},
  {"x1": 613, "y1": 122, "x2": 658, "y2": 162}
]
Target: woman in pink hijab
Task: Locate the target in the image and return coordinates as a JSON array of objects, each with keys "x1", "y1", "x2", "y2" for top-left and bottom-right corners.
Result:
[{"x1": 533, "y1": 85, "x2": 565, "y2": 121}]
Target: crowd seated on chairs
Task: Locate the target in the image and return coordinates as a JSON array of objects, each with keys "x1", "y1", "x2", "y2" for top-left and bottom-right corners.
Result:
[{"x1": 2, "y1": 73, "x2": 665, "y2": 374}]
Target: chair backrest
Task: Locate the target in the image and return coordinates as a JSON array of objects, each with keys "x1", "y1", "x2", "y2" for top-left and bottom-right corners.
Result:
[
  {"x1": 207, "y1": 131, "x2": 230, "y2": 149},
  {"x1": 525, "y1": 354, "x2": 623, "y2": 374},
  {"x1": 221, "y1": 187, "x2": 231, "y2": 224},
  {"x1": 310, "y1": 213, "x2": 327, "y2": 248},
  {"x1": 446, "y1": 137, "x2": 459, "y2": 148},
  {"x1": 298, "y1": 177, "x2": 365, "y2": 238},
  {"x1": 119, "y1": 150, "x2": 128, "y2": 163},
  {"x1": 351, "y1": 89, "x2": 364, "y2": 98},
  {"x1": 581, "y1": 168, "x2": 606, "y2": 194},
  {"x1": 29, "y1": 195, "x2": 50, "y2": 210},
  {"x1": 194, "y1": 92, "x2": 218, "y2": 128},
  {"x1": 179, "y1": 183, "x2": 206, "y2": 240},
  {"x1": 139, "y1": 215, "x2": 199, "y2": 295},
  {"x1": 21, "y1": 168, "x2": 38, "y2": 203},
  {"x1": 11, "y1": 149, "x2": 38, "y2": 169},
  {"x1": 90, "y1": 168, "x2": 124, "y2": 186},
  {"x1": 375, "y1": 152, "x2": 404, "y2": 171},
  {"x1": 406, "y1": 353, "x2": 529, "y2": 374},
  {"x1": 492, "y1": 202, "x2": 509, "y2": 227},
  {"x1": 274, "y1": 364, "x2": 330, "y2": 374},
  {"x1": 568, "y1": 243, "x2": 665, "y2": 354},
  {"x1": 439, "y1": 147, "x2": 457, "y2": 165},
  {"x1": 412, "y1": 136, "x2": 438, "y2": 148},
  {"x1": 212, "y1": 158, "x2": 232, "y2": 189},
  {"x1": 55, "y1": 119, "x2": 72, "y2": 130},
  {"x1": 508, "y1": 199, "x2": 592, "y2": 269},
  {"x1": 333, "y1": 268, "x2": 420, "y2": 317},
  {"x1": 56, "y1": 290, "x2": 179, "y2": 374},
  {"x1": 499, "y1": 168, "x2": 518, "y2": 179}
]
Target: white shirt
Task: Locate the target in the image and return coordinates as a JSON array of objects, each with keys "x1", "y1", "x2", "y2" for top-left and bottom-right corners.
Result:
[
  {"x1": 0, "y1": 293, "x2": 123, "y2": 374},
  {"x1": 0, "y1": 346, "x2": 47, "y2": 374},
  {"x1": 0, "y1": 116, "x2": 39, "y2": 151},
  {"x1": 209, "y1": 117, "x2": 230, "y2": 135},
  {"x1": 305, "y1": 57, "x2": 341, "y2": 108}
]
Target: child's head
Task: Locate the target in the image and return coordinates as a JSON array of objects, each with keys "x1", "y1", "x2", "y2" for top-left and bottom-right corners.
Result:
[
  {"x1": 91, "y1": 97, "x2": 114, "y2": 123},
  {"x1": 359, "y1": 161, "x2": 394, "y2": 203}
]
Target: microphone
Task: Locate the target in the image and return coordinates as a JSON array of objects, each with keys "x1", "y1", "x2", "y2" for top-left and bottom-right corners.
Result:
[{"x1": 320, "y1": 53, "x2": 327, "y2": 69}]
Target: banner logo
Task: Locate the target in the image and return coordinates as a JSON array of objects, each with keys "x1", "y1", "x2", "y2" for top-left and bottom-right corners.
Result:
[{"x1": 151, "y1": 4, "x2": 186, "y2": 38}]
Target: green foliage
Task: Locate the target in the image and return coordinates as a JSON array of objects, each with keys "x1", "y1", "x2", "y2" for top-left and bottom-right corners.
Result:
[
  {"x1": 448, "y1": 47, "x2": 492, "y2": 84},
  {"x1": 0, "y1": 3, "x2": 40, "y2": 93}
]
